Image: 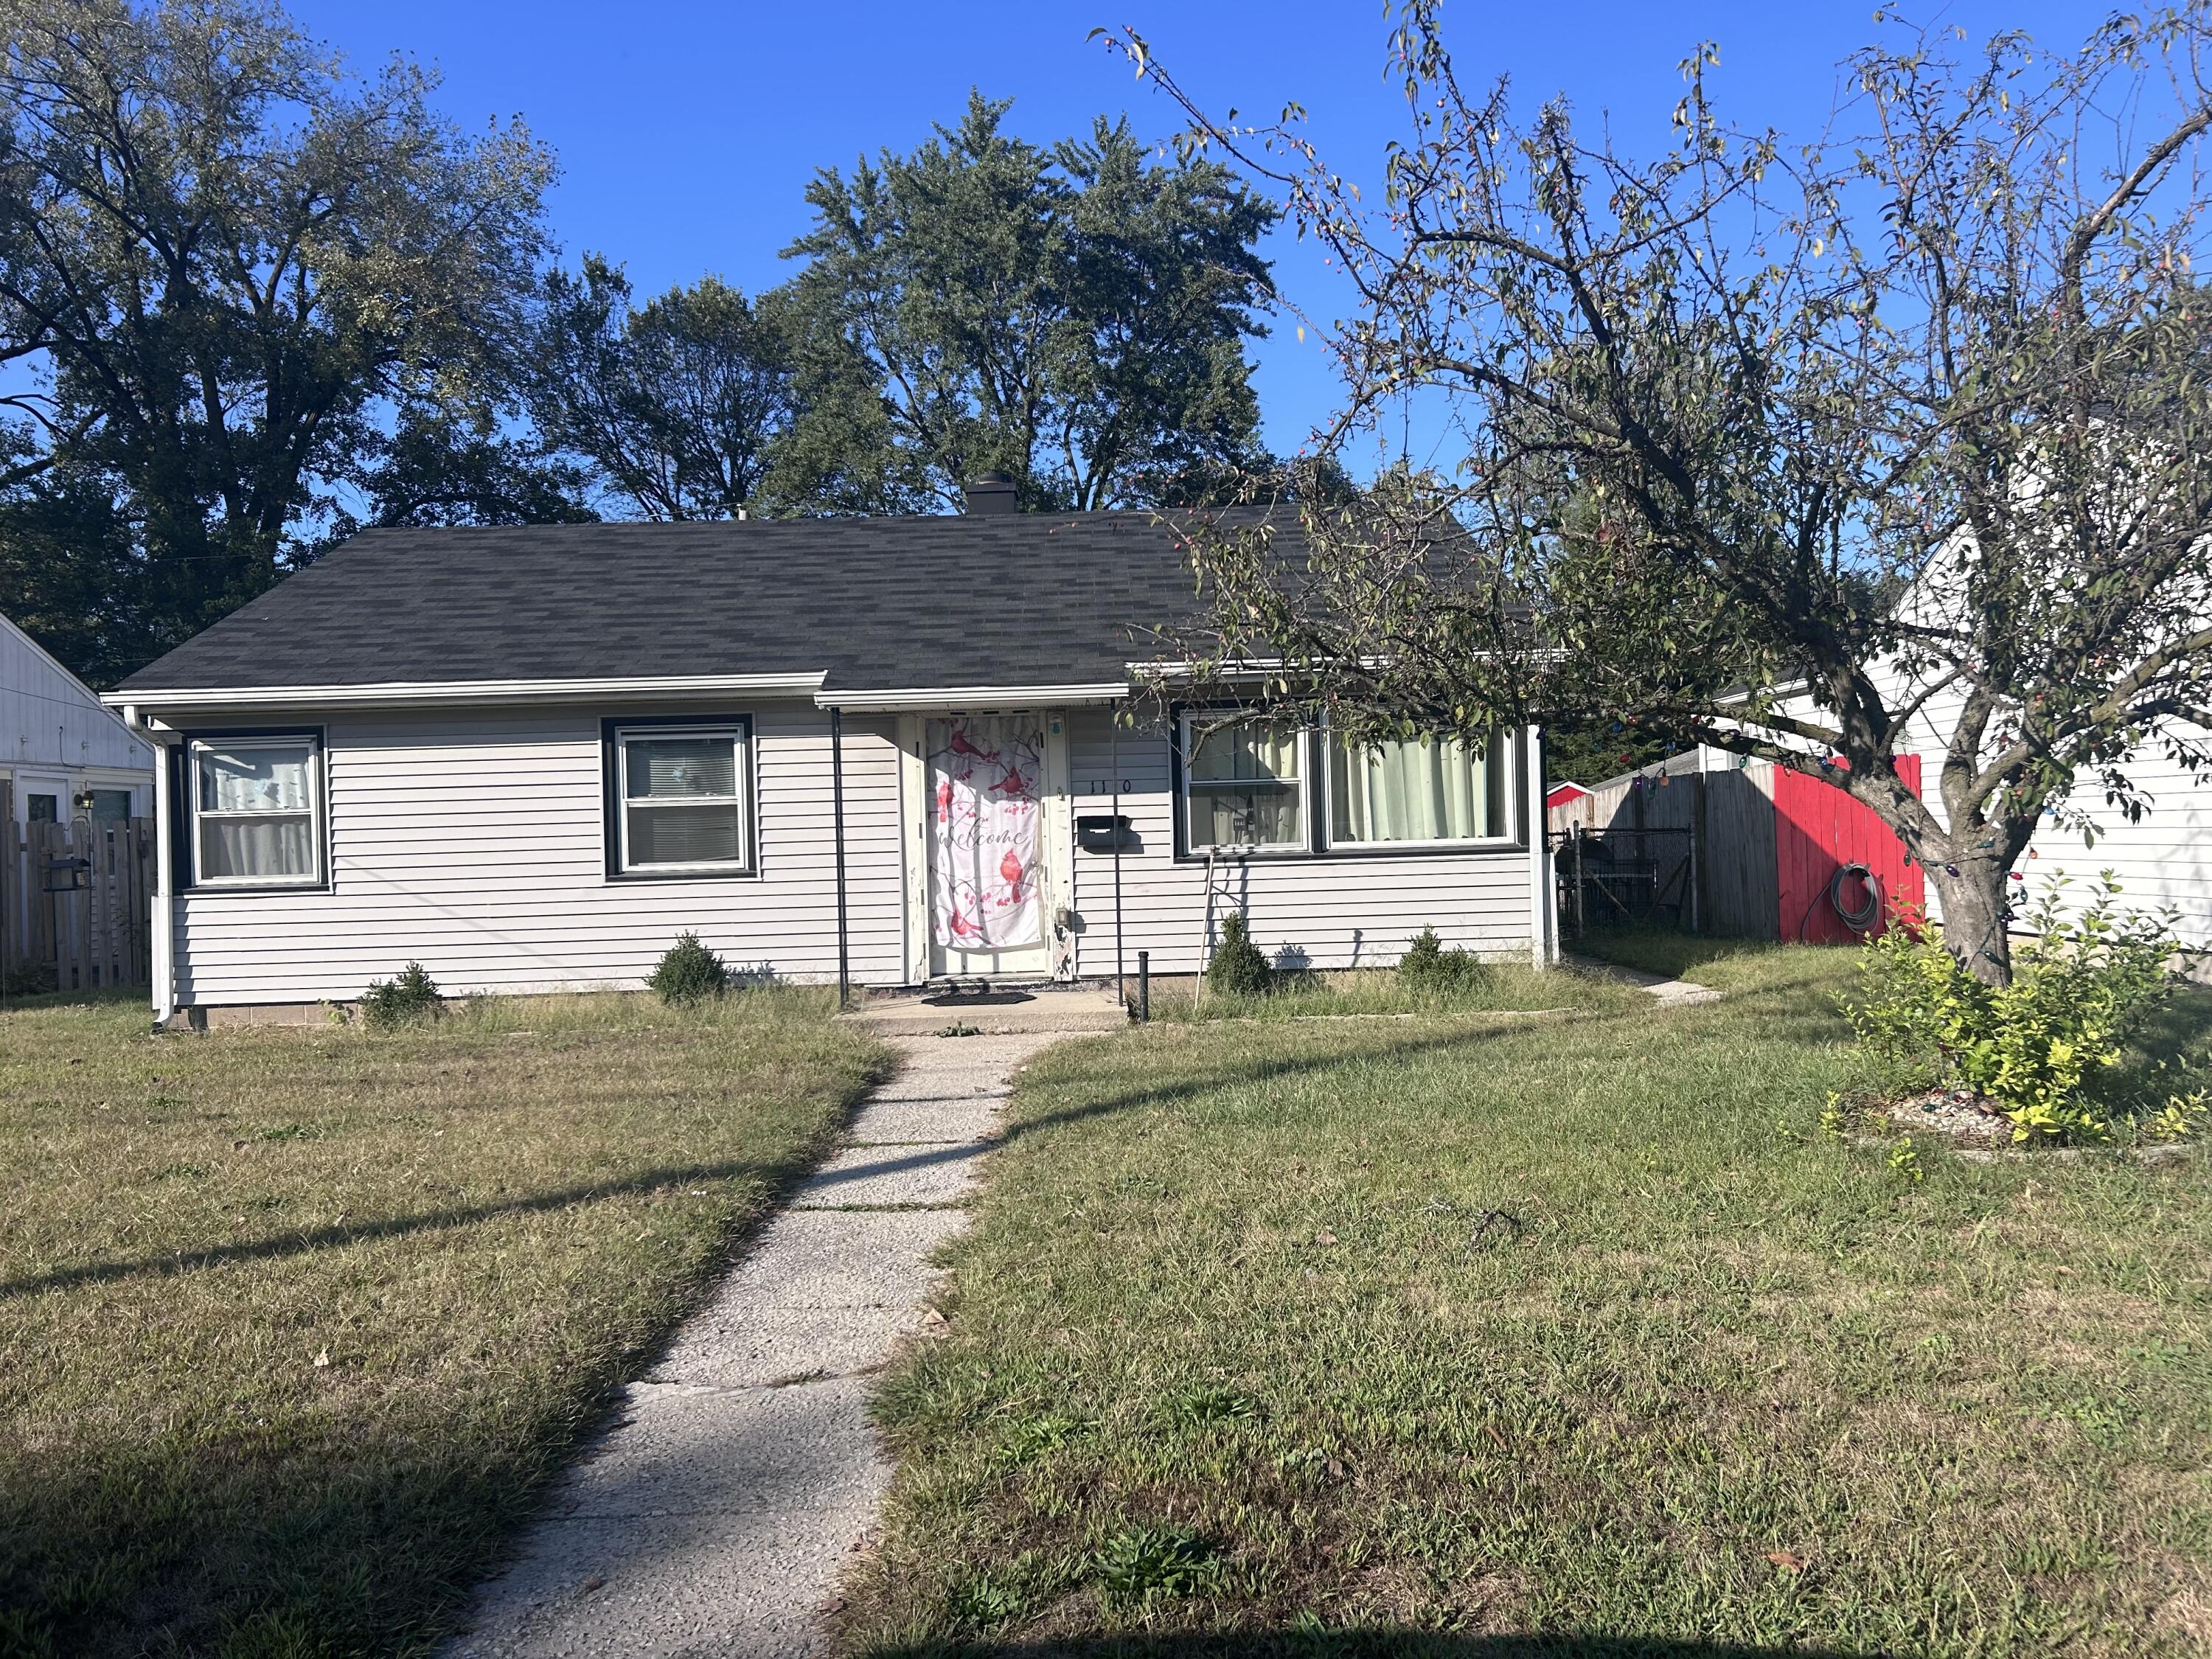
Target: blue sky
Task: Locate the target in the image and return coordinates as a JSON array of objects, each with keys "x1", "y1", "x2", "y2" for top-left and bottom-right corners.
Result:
[{"x1": 290, "y1": 0, "x2": 2101, "y2": 460}]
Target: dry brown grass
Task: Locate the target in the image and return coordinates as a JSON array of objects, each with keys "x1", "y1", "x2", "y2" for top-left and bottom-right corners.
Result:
[{"x1": 0, "y1": 987, "x2": 887, "y2": 1658}]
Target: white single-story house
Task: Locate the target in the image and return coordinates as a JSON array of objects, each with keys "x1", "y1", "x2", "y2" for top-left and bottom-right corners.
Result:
[
  {"x1": 105, "y1": 495, "x2": 1560, "y2": 1023},
  {"x1": 3, "y1": 609, "x2": 154, "y2": 825}
]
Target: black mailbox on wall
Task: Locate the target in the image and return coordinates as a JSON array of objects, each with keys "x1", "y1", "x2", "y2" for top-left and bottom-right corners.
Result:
[{"x1": 1075, "y1": 813, "x2": 1136, "y2": 854}]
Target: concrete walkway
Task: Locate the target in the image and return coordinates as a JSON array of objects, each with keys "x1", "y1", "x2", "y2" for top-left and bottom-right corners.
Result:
[
  {"x1": 447, "y1": 1025, "x2": 1090, "y2": 1659},
  {"x1": 1565, "y1": 952, "x2": 1725, "y2": 1006}
]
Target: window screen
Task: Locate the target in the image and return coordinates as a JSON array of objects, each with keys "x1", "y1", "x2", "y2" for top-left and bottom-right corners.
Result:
[
  {"x1": 189, "y1": 737, "x2": 321, "y2": 886},
  {"x1": 616, "y1": 727, "x2": 749, "y2": 874},
  {"x1": 1181, "y1": 719, "x2": 1306, "y2": 851}
]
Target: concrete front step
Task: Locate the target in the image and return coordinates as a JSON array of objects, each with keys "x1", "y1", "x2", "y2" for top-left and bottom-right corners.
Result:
[{"x1": 839, "y1": 986, "x2": 1130, "y2": 1035}]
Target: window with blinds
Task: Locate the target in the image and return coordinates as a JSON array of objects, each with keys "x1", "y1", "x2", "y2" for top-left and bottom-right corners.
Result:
[{"x1": 613, "y1": 724, "x2": 751, "y2": 876}]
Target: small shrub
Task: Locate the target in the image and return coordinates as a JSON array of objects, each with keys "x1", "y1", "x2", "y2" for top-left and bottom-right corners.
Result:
[
  {"x1": 359, "y1": 962, "x2": 442, "y2": 1030},
  {"x1": 648, "y1": 931, "x2": 729, "y2": 1005},
  {"x1": 1398, "y1": 926, "x2": 1490, "y2": 994},
  {"x1": 1206, "y1": 912, "x2": 1273, "y2": 998},
  {"x1": 1846, "y1": 874, "x2": 2180, "y2": 1141},
  {"x1": 0, "y1": 964, "x2": 58, "y2": 997}
]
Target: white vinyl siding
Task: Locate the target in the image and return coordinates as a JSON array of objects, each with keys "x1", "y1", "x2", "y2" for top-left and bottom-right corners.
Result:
[
  {"x1": 1071, "y1": 711, "x2": 1534, "y2": 975},
  {"x1": 168, "y1": 702, "x2": 1545, "y2": 1005},
  {"x1": 171, "y1": 704, "x2": 902, "y2": 1004}
]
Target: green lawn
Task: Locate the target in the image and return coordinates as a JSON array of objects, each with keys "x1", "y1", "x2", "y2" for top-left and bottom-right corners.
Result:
[
  {"x1": 844, "y1": 942, "x2": 2212, "y2": 1657},
  {"x1": 0, "y1": 989, "x2": 888, "y2": 1658}
]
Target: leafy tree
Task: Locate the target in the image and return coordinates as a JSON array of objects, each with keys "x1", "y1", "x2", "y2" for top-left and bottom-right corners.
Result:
[
  {"x1": 0, "y1": 451, "x2": 152, "y2": 686},
  {"x1": 1110, "y1": 6, "x2": 2212, "y2": 986},
  {"x1": 0, "y1": 0, "x2": 559, "y2": 679},
  {"x1": 329, "y1": 403, "x2": 597, "y2": 536},
  {"x1": 779, "y1": 93, "x2": 1276, "y2": 513},
  {"x1": 531, "y1": 256, "x2": 794, "y2": 520}
]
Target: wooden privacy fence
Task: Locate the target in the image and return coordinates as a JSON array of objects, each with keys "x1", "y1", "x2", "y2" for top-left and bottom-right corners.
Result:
[
  {"x1": 1, "y1": 817, "x2": 156, "y2": 992},
  {"x1": 1548, "y1": 757, "x2": 1924, "y2": 941}
]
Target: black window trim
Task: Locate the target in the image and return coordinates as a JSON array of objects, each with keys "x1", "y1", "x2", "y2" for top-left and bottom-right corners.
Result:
[
  {"x1": 1172, "y1": 706, "x2": 1315, "y2": 860},
  {"x1": 173, "y1": 725, "x2": 331, "y2": 895},
  {"x1": 600, "y1": 712, "x2": 759, "y2": 883},
  {"x1": 1170, "y1": 702, "x2": 1527, "y2": 863}
]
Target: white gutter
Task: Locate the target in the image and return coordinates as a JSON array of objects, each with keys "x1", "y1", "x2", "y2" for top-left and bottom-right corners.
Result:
[
  {"x1": 102, "y1": 672, "x2": 828, "y2": 716},
  {"x1": 150, "y1": 736, "x2": 176, "y2": 1029},
  {"x1": 815, "y1": 682, "x2": 1129, "y2": 712}
]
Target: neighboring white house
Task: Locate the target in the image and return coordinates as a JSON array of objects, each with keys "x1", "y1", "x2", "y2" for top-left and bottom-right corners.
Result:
[
  {"x1": 103, "y1": 498, "x2": 1558, "y2": 1023},
  {"x1": 1774, "y1": 667, "x2": 2211, "y2": 954},
  {"x1": 1, "y1": 610, "x2": 155, "y2": 827}
]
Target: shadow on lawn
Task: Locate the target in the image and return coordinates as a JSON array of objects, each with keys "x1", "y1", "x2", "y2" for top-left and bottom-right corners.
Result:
[
  {"x1": 869, "y1": 1635, "x2": 1865, "y2": 1658},
  {"x1": 1002, "y1": 1021, "x2": 1543, "y2": 1142},
  {"x1": 0, "y1": 1391, "x2": 591, "y2": 1658},
  {"x1": 0, "y1": 1151, "x2": 821, "y2": 1303}
]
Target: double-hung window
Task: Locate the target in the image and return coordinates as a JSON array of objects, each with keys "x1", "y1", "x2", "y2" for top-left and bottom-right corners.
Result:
[
  {"x1": 1327, "y1": 730, "x2": 1514, "y2": 846},
  {"x1": 1181, "y1": 716, "x2": 1308, "y2": 853},
  {"x1": 189, "y1": 735, "x2": 323, "y2": 887},
  {"x1": 611, "y1": 721, "x2": 752, "y2": 877},
  {"x1": 1177, "y1": 714, "x2": 1520, "y2": 856}
]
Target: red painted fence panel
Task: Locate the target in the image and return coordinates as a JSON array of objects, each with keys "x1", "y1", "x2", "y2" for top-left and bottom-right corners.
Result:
[{"x1": 1772, "y1": 755, "x2": 1924, "y2": 943}]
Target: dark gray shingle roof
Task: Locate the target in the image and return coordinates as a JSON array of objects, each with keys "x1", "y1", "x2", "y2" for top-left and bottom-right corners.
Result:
[{"x1": 117, "y1": 513, "x2": 1245, "y2": 695}]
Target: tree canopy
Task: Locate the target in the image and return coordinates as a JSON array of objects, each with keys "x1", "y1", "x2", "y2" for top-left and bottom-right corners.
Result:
[
  {"x1": 0, "y1": 0, "x2": 560, "y2": 681},
  {"x1": 777, "y1": 93, "x2": 1277, "y2": 512},
  {"x1": 529, "y1": 257, "x2": 795, "y2": 521},
  {"x1": 1109, "y1": 4, "x2": 2212, "y2": 985},
  {"x1": 0, "y1": 4, "x2": 1284, "y2": 683}
]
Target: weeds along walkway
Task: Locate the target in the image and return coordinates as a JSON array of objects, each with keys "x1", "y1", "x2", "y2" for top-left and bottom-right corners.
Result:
[{"x1": 447, "y1": 1025, "x2": 1088, "y2": 1659}]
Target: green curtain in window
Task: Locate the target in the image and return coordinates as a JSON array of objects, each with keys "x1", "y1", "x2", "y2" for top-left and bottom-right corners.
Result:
[{"x1": 1330, "y1": 734, "x2": 1502, "y2": 843}]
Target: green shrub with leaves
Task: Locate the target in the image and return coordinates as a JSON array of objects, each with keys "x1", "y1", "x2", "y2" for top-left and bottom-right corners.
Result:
[
  {"x1": 1, "y1": 964, "x2": 59, "y2": 998},
  {"x1": 359, "y1": 962, "x2": 442, "y2": 1030},
  {"x1": 1398, "y1": 926, "x2": 1490, "y2": 994},
  {"x1": 1205, "y1": 912, "x2": 1273, "y2": 998},
  {"x1": 1846, "y1": 875, "x2": 2183, "y2": 1141},
  {"x1": 648, "y1": 931, "x2": 729, "y2": 1005}
]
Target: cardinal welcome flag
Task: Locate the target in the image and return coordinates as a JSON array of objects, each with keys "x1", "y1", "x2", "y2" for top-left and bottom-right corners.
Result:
[{"x1": 927, "y1": 718, "x2": 1044, "y2": 950}]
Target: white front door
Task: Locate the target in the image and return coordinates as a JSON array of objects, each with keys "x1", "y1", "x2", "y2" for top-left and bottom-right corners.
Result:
[{"x1": 917, "y1": 715, "x2": 1066, "y2": 981}]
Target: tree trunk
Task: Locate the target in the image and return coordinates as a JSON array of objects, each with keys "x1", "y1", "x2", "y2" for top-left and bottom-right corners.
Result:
[{"x1": 1925, "y1": 859, "x2": 2014, "y2": 987}]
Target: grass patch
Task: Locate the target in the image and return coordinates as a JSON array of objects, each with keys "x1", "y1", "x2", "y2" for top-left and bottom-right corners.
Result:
[
  {"x1": 1571, "y1": 925, "x2": 1826, "y2": 993},
  {"x1": 844, "y1": 945, "x2": 2212, "y2": 1655},
  {"x1": 1152, "y1": 964, "x2": 1644, "y2": 1023},
  {"x1": 0, "y1": 987, "x2": 888, "y2": 1658}
]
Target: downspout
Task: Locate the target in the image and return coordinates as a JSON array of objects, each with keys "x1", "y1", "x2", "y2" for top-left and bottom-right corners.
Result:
[
  {"x1": 1110, "y1": 709, "x2": 1124, "y2": 1006},
  {"x1": 831, "y1": 707, "x2": 850, "y2": 1009},
  {"x1": 1526, "y1": 723, "x2": 1557, "y2": 967},
  {"x1": 150, "y1": 734, "x2": 177, "y2": 1029}
]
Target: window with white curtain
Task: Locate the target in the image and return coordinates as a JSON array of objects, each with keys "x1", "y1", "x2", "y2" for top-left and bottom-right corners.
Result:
[
  {"x1": 614, "y1": 724, "x2": 751, "y2": 874},
  {"x1": 1327, "y1": 730, "x2": 1514, "y2": 846},
  {"x1": 189, "y1": 736, "x2": 322, "y2": 886},
  {"x1": 1180, "y1": 716, "x2": 1308, "y2": 852}
]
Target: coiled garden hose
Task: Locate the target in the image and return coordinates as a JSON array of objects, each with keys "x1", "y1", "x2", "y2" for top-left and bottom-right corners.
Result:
[{"x1": 1797, "y1": 861, "x2": 1884, "y2": 939}]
